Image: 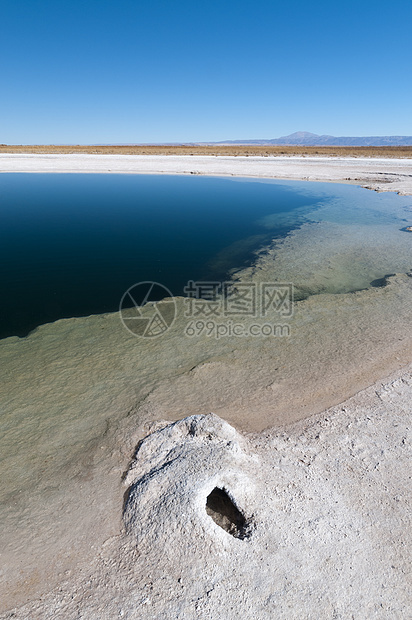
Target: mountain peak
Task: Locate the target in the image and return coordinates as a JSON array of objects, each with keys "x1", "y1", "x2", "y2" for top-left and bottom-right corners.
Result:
[
  {"x1": 279, "y1": 131, "x2": 319, "y2": 140},
  {"x1": 210, "y1": 133, "x2": 412, "y2": 147}
]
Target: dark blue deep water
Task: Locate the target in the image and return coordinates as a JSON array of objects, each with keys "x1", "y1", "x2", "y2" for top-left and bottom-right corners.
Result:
[{"x1": 0, "y1": 174, "x2": 323, "y2": 338}]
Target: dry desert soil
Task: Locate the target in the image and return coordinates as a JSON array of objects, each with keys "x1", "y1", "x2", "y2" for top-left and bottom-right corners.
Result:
[{"x1": 1, "y1": 144, "x2": 412, "y2": 158}]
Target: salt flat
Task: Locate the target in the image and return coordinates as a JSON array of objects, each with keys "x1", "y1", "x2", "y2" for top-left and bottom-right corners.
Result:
[
  {"x1": 1, "y1": 152, "x2": 412, "y2": 194},
  {"x1": 4, "y1": 373, "x2": 411, "y2": 619}
]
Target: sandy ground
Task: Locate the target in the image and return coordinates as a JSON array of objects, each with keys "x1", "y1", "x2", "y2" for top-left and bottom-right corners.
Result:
[{"x1": 0, "y1": 155, "x2": 412, "y2": 617}]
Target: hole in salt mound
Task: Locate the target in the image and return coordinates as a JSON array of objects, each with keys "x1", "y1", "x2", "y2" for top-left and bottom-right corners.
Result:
[{"x1": 206, "y1": 487, "x2": 251, "y2": 539}]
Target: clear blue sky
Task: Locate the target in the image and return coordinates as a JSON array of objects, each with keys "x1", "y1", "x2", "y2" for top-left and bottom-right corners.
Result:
[{"x1": 1, "y1": 0, "x2": 411, "y2": 143}]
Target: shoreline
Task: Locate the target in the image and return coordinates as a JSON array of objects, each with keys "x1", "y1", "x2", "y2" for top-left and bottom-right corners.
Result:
[
  {"x1": 1, "y1": 155, "x2": 412, "y2": 616},
  {"x1": 1, "y1": 153, "x2": 412, "y2": 195}
]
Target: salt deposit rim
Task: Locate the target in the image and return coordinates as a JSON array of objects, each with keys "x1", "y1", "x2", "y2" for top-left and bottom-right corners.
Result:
[{"x1": 0, "y1": 152, "x2": 411, "y2": 196}]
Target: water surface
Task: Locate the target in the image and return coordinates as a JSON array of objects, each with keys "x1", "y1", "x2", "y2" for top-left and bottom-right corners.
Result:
[{"x1": 0, "y1": 173, "x2": 324, "y2": 338}]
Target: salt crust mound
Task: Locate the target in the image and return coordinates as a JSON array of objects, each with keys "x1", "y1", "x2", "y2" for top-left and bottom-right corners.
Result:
[
  {"x1": 123, "y1": 414, "x2": 257, "y2": 545},
  {"x1": 6, "y1": 371, "x2": 411, "y2": 620}
]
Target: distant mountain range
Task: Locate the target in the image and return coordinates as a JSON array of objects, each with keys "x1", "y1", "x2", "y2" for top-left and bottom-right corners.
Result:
[{"x1": 211, "y1": 131, "x2": 412, "y2": 146}]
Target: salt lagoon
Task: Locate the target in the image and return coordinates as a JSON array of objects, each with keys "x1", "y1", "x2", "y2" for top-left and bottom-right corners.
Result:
[{"x1": 1, "y1": 155, "x2": 411, "y2": 617}]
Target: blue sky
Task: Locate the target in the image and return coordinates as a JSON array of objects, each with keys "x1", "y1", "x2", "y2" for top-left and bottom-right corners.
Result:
[{"x1": 1, "y1": 0, "x2": 411, "y2": 143}]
